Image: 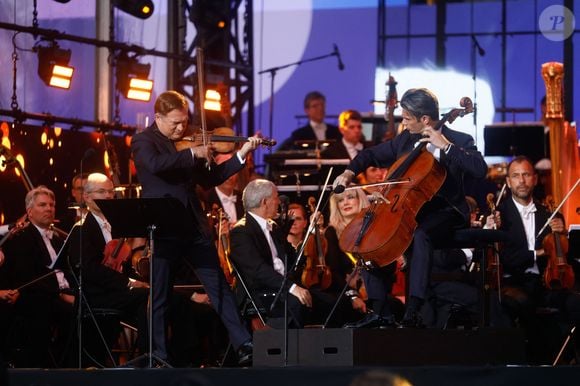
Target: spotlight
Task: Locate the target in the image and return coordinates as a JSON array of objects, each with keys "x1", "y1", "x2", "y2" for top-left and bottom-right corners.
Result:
[
  {"x1": 113, "y1": 0, "x2": 154, "y2": 20},
  {"x1": 204, "y1": 89, "x2": 221, "y2": 111},
  {"x1": 116, "y1": 53, "x2": 154, "y2": 102},
  {"x1": 36, "y1": 43, "x2": 74, "y2": 89}
]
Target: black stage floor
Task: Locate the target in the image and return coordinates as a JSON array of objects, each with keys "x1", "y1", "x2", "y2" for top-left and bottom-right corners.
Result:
[{"x1": 6, "y1": 366, "x2": 580, "y2": 386}]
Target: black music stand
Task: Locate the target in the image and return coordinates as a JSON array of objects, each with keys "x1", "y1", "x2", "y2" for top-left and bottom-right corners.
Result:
[{"x1": 95, "y1": 198, "x2": 193, "y2": 368}]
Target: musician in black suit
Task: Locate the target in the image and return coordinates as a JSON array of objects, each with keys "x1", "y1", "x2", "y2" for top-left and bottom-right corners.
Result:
[
  {"x1": 333, "y1": 88, "x2": 488, "y2": 327},
  {"x1": 322, "y1": 109, "x2": 365, "y2": 160},
  {"x1": 492, "y1": 156, "x2": 580, "y2": 362},
  {"x1": 277, "y1": 91, "x2": 341, "y2": 151},
  {"x1": 2, "y1": 186, "x2": 74, "y2": 367},
  {"x1": 229, "y1": 179, "x2": 313, "y2": 328},
  {"x1": 199, "y1": 152, "x2": 244, "y2": 227},
  {"x1": 67, "y1": 173, "x2": 149, "y2": 355},
  {"x1": 131, "y1": 90, "x2": 260, "y2": 365}
]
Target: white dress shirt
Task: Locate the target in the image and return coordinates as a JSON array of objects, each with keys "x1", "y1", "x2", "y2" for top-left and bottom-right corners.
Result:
[{"x1": 34, "y1": 224, "x2": 70, "y2": 290}]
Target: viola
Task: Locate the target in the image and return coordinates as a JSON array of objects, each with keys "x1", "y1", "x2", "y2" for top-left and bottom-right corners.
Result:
[
  {"x1": 102, "y1": 238, "x2": 132, "y2": 273},
  {"x1": 301, "y1": 197, "x2": 332, "y2": 290},
  {"x1": 339, "y1": 97, "x2": 474, "y2": 267},
  {"x1": 543, "y1": 197, "x2": 574, "y2": 290}
]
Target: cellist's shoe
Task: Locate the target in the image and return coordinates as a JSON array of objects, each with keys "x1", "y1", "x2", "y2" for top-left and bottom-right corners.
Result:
[
  {"x1": 343, "y1": 313, "x2": 398, "y2": 329},
  {"x1": 399, "y1": 311, "x2": 425, "y2": 329}
]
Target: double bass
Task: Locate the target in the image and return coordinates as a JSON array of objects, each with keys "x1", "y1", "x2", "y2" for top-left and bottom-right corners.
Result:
[{"x1": 339, "y1": 97, "x2": 474, "y2": 267}]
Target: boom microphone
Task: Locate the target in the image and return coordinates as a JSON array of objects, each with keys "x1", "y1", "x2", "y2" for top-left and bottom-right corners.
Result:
[{"x1": 333, "y1": 43, "x2": 345, "y2": 71}]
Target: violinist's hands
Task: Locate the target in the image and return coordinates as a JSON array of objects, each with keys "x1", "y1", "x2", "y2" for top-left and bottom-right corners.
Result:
[
  {"x1": 0, "y1": 289, "x2": 19, "y2": 305},
  {"x1": 309, "y1": 211, "x2": 324, "y2": 229},
  {"x1": 332, "y1": 170, "x2": 355, "y2": 193},
  {"x1": 420, "y1": 126, "x2": 451, "y2": 150},
  {"x1": 191, "y1": 292, "x2": 211, "y2": 305},
  {"x1": 351, "y1": 297, "x2": 367, "y2": 313},
  {"x1": 191, "y1": 144, "x2": 212, "y2": 160},
  {"x1": 484, "y1": 211, "x2": 501, "y2": 229},
  {"x1": 129, "y1": 279, "x2": 149, "y2": 289},
  {"x1": 549, "y1": 217, "x2": 565, "y2": 233},
  {"x1": 238, "y1": 135, "x2": 262, "y2": 160},
  {"x1": 290, "y1": 285, "x2": 313, "y2": 307}
]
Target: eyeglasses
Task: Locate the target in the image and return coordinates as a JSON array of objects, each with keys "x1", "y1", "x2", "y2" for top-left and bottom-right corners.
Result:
[{"x1": 89, "y1": 188, "x2": 115, "y2": 195}]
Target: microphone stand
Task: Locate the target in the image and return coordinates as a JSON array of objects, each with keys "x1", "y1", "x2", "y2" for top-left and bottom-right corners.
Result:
[
  {"x1": 258, "y1": 48, "x2": 340, "y2": 153},
  {"x1": 269, "y1": 168, "x2": 333, "y2": 366}
]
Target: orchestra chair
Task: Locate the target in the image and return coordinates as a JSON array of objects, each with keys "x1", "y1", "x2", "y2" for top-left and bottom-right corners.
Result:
[
  {"x1": 219, "y1": 259, "x2": 274, "y2": 367},
  {"x1": 430, "y1": 228, "x2": 508, "y2": 328}
]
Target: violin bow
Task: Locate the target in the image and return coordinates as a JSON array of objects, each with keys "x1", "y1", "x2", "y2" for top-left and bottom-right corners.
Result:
[
  {"x1": 291, "y1": 167, "x2": 334, "y2": 272},
  {"x1": 536, "y1": 177, "x2": 580, "y2": 238},
  {"x1": 196, "y1": 46, "x2": 212, "y2": 170}
]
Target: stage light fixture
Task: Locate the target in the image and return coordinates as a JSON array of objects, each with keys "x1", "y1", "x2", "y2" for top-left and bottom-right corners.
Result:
[
  {"x1": 116, "y1": 53, "x2": 154, "y2": 102},
  {"x1": 113, "y1": 0, "x2": 154, "y2": 20},
  {"x1": 36, "y1": 43, "x2": 74, "y2": 89},
  {"x1": 204, "y1": 89, "x2": 221, "y2": 111}
]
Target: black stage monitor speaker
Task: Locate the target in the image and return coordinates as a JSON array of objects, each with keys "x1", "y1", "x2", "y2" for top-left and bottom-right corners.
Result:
[
  {"x1": 484, "y1": 122, "x2": 547, "y2": 164},
  {"x1": 254, "y1": 328, "x2": 526, "y2": 367}
]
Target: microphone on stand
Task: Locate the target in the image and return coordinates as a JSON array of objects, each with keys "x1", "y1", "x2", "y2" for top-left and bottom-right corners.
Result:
[
  {"x1": 279, "y1": 195, "x2": 290, "y2": 223},
  {"x1": 333, "y1": 43, "x2": 345, "y2": 71},
  {"x1": 471, "y1": 35, "x2": 485, "y2": 57}
]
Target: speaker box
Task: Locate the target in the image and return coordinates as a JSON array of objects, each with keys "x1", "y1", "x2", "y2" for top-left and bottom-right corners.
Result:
[{"x1": 253, "y1": 328, "x2": 526, "y2": 367}]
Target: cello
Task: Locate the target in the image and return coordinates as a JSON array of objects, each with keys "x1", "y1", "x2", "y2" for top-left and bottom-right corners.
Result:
[
  {"x1": 383, "y1": 73, "x2": 398, "y2": 141},
  {"x1": 339, "y1": 97, "x2": 474, "y2": 267}
]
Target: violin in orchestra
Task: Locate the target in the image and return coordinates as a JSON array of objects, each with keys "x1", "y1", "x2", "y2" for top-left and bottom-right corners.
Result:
[
  {"x1": 542, "y1": 196, "x2": 574, "y2": 290},
  {"x1": 301, "y1": 197, "x2": 332, "y2": 290},
  {"x1": 174, "y1": 127, "x2": 276, "y2": 153},
  {"x1": 485, "y1": 193, "x2": 503, "y2": 290}
]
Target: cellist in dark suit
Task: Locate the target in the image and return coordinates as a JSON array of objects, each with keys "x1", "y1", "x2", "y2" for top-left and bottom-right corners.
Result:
[
  {"x1": 131, "y1": 90, "x2": 260, "y2": 365},
  {"x1": 333, "y1": 88, "x2": 488, "y2": 327}
]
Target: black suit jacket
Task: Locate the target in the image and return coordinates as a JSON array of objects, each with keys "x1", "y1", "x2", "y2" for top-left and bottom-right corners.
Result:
[
  {"x1": 278, "y1": 123, "x2": 341, "y2": 151},
  {"x1": 2, "y1": 224, "x2": 62, "y2": 297},
  {"x1": 498, "y1": 197, "x2": 554, "y2": 277},
  {"x1": 199, "y1": 187, "x2": 244, "y2": 221},
  {"x1": 67, "y1": 212, "x2": 130, "y2": 299},
  {"x1": 131, "y1": 122, "x2": 246, "y2": 238},
  {"x1": 347, "y1": 128, "x2": 488, "y2": 221},
  {"x1": 229, "y1": 214, "x2": 295, "y2": 293}
]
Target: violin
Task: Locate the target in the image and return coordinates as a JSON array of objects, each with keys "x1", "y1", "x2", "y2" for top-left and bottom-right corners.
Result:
[
  {"x1": 0, "y1": 214, "x2": 29, "y2": 249},
  {"x1": 485, "y1": 193, "x2": 503, "y2": 290},
  {"x1": 542, "y1": 196, "x2": 574, "y2": 290},
  {"x1": 301, "y1": 197, "x2": 332, "y2": 290},
  {"x1": 102, "y1": 238, "x2": 132, "y2": 273},
  {"x1": 174, "y1": 127, "x2": 277, "y2": 154},
  {"x1": 215, "y1": 207, "x2": 236, "y2": 287},
  {"x1": 130, "y1": 238, "x2": 150, "y2": 281},
  {"x1": 340, "y1": 97, "x2": 474, "y2": 267}
]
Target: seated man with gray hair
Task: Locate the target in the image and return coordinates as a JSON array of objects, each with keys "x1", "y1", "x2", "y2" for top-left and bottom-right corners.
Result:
[{"x1": 229, "y1": 179, "x2": 313, "y2": 328}]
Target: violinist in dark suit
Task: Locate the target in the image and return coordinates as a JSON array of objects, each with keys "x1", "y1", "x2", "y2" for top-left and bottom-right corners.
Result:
[
  {"x1": 2, "y1": 186, "x2": 74, "y2": 367},
  {"x1": 67, "y1": 173, "x2": 149, "y2": 354},
  {"x1": 229, "y1": 179, "x2": 313, "y2": 328},
  {"x1": 277, "y1": 91, "x2": 341, "y2": 151},
  {"x1": 333, "y1": 88, "x2": 488, "y2": 327},
  {"x1": 131, "y1": 90, "x2": 260, "y2": 365},
  {"x1": 199, "y1": 152, "x2": 244, "y2": 227},
  {"x1": 491, "y1": 156, "x2": 580, "y2": 362}
]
